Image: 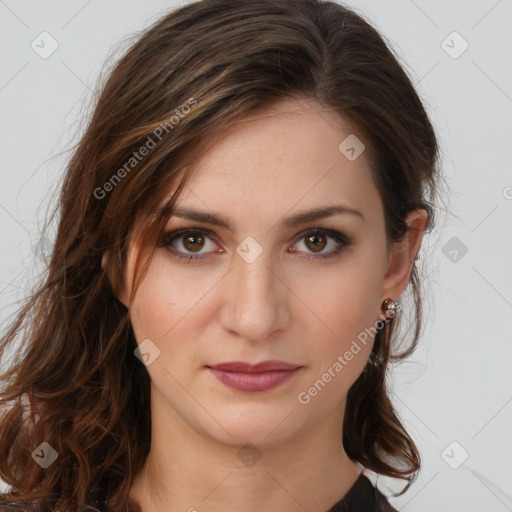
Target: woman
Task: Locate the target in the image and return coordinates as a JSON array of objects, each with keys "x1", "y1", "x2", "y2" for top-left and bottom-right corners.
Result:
[{"x1": 0, "y1": 0, "x2": 441, "y2": 510}]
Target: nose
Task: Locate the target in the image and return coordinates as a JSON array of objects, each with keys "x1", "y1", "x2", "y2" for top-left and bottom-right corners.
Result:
[{"x1": 219, "y1": 249, "x2": 290, "y2": 344}]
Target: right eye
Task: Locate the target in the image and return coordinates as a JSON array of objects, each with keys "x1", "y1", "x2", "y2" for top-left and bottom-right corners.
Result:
[{"x1": 158, "y1": 229, "x2": 221, "y2": 261}]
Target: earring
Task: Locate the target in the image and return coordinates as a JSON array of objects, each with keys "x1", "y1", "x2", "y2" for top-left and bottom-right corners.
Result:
[{"x1": 381, "y1": 297, "x2": 399, "y2": 314}]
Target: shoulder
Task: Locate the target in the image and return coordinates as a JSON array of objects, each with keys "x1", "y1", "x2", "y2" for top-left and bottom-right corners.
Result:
[{"x1": 330, "y1": 473, "x2": 398, "y2": 512}]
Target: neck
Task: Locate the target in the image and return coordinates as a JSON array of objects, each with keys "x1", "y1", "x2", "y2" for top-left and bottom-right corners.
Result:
[{"x1": 129, "y1": 387, "x2": 361, "y2": 512}]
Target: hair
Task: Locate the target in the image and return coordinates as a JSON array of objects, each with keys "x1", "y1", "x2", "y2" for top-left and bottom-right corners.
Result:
[{"x1": 0, "y1": 0, "x2": 442, "y2": 510}]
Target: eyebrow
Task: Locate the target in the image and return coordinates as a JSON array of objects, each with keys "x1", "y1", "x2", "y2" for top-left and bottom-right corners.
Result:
[{"x1": 169, "y1": 204, "x2": 365, "y2": 230}]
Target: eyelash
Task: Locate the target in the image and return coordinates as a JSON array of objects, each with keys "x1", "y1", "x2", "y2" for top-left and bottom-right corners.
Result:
[{"x1": 158, "y1": 228, "x2": 353, "y2": 262}]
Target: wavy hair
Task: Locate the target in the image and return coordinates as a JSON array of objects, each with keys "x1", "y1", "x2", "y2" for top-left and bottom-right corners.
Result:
[{"x1": 0, "y1": 0, "x2": 441, "y2": 510}]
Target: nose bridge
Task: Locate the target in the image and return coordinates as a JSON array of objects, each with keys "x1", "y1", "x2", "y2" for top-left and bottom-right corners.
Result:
[
  {"x1": 222, "y1": 243, "x2": 288, "y2": 341},
  {"x1": 235, "y1": 235, "x2": 277, "y2": 295},
  {"x1": 237, "y1": 248, "x2": 275, "y2": 298}
]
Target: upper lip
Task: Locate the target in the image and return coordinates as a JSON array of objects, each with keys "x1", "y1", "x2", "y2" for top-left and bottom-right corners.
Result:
[{"x1": 207, "y1": 360, "x2": 301, "y2": 373}]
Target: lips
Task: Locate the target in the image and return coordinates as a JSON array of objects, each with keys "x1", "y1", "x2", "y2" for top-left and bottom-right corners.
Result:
[
  {"x1": 206, "y1": 360, "x2": 303, "y2": 392},
  {"x1": 208, "y1": 360, "x2": 301, "y2": 372}
]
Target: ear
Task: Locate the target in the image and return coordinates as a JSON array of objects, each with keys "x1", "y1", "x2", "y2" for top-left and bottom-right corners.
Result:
[
  {"x1": 379, "y1": 208, "x2": 428, "y2": 303},
  {"x1": 101, "y1": 250, "x2": 129, "y2": 308}
]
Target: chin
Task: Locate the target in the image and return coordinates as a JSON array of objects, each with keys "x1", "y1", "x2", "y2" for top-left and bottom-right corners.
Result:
[{"x1": 201, "y1": 415, "x2": 298, "y2": 451}]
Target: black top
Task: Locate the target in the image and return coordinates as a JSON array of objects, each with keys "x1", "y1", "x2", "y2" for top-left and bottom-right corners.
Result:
[
  {"x1": 329, "y1": 473, "x2": 398, "y2": 511},
  {"x1": 0, "y1": 473, "x2": 397, "y2": 511}
]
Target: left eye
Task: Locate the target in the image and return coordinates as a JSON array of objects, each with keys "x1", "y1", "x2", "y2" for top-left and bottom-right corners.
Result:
[
  {"x1": 158, "y1": 228, "x2": 351, "y2": 261},
  {"x1": 293, "y1": 230, "x2": 340, "y2": 255}
]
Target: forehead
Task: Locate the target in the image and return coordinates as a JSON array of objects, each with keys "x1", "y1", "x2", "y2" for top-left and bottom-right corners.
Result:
[{"x1": 161, "y1": 98, "x2": 382, "y2": 230}]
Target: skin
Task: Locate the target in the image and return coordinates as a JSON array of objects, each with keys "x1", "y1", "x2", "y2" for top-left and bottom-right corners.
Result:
[{"x1": 104, "y1": 97, "x2": 427, "y2": 512}]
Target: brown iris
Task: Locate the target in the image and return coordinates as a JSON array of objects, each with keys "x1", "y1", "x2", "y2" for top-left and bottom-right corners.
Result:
[
  {"x1": 304, "y1": 233, "x2": 327, "y2": 252},
  {"x1": 182, "y1": 233, "x2": 205, "y2": 252}
]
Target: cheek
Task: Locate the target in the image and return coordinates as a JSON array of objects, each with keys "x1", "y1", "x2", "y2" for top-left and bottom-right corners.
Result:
[
  {"x1": 299, "y1": 295, "x2": 376, "y2": 410},
  {"x1": 300, "y1": 261, "x2": 382, "y2": 342},
  {"x1": 128, "y1": 253, "x2": 220, "y2": 373},
  {"x1": 296, "y1": 256, "x2": 383, "y2": 385},
  {"x1": 129, "y1": 252, "x2": 207, "y2": 335}
]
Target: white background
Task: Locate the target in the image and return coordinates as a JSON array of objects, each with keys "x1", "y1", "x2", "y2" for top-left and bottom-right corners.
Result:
[{"x1": 0, "y1": 1, "x2": 511, "y2": 511}]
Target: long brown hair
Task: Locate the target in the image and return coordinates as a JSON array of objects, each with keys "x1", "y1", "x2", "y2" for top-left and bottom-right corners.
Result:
[{"x1": 0, "y1": 1, "x2": 442, "y2": 510}]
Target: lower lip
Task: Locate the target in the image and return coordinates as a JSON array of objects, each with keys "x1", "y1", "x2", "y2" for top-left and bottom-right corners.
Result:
[{"x1": 207, "y1": 367, "x2": 302, "y2": 392}]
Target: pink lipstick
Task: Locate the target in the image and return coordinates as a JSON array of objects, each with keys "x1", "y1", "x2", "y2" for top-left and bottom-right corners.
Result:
[{"x1": 206, "y1": 360, "x2": 302, "y2": 392}]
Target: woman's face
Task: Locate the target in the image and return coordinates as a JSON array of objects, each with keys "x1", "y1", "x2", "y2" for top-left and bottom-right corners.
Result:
[{"x1": 117, "y1": 97, "x2": 419, "y2": 449}]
